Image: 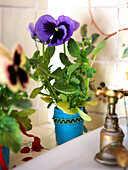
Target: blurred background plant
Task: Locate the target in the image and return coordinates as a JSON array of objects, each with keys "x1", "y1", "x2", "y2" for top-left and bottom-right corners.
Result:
[{"x1": 0, "y1": 44, "x2": 35, "y2": 153}]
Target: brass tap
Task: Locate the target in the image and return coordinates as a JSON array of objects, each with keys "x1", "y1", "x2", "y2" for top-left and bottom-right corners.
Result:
[{"x1": 94, "y1": 87, "x2": 128, "y2": 168}]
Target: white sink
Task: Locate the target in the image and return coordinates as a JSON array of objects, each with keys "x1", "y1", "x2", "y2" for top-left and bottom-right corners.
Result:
[{"x1": 14, "y1": 118, "x2": 128, "y2": 170}]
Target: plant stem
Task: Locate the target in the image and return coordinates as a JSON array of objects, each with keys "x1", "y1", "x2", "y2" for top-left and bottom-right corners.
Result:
[
  {"x1": 82, "y1": 39, "x2": 85, "y2": 51},
  {"x1": 45, "y1": 77, "x2": 59, "y2": 103},
  {"x1": 7, "y1": 104, "x2": 14, "y2": 116},
  {"x1": 85, "y1": 78, "x2": 89, "y2": 97},
  {"x1": 90, "y1": 54, "x2": 96, "y2": 67},
  {"x1": 42, "y1": 42, "x2": 45, "y2": 61},
  {"x1": 63, "y1": 43, "x2": 66, "y2": 55},
  {"x1": 35, "y1": 41, "x2": 39, "y2": 51}
]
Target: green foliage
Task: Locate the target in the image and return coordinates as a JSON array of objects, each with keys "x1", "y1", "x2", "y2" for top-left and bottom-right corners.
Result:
[
  {"x1": 0, "y1": 85, "x2": 35, "y2": 152},
  {"x1": 92, "y1": 40, "x2": 106, "y2": 57},
  {"x1": 60, "y1": 53, "x2": 71, "y2": 66},
  {"x1": 91, "y1": 33, "x2": 100, "y2": 44},
  {"x1": 68, "y1": 38, "x2": 81, "y2": 58},
  {"x1": 0, "y1": 113, "x2": 22, "y2": 153},
  {"x1": 27, "y1": 24, "x2": 106, "y2": 122},
  {"x1": 30, "y1": 86, "x2": 43, "y2": 99},
  {"x1": 87, "y1": 68, "x2": 97, "y2": 78},
  {"x1": 81, "y1": 24, "x2": 87, "y2": 37}
]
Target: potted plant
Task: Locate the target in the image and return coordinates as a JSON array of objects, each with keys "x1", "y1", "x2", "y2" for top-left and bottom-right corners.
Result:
[
  {"x1": 0, "y1": 44, "x2": 35, "y2": 169},
  {"x1": 27, "y1": 14, "x2": 106, "y2": 145}
]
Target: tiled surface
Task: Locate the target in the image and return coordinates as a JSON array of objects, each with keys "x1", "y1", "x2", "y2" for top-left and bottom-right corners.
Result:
[
  {"x1": 116, "y1": 62, "x2": 128, "y2": 115},
  {"x1": 73, "y1": 7, "x2": 118, "y2": 60},
  {"x1": 1, "y1": 7, "x2": 36, "y2": 57},
  {"x1": 0, "y1": 0, "x2": 35, "y2": 8},
  {"x1": 74, "y1": 0, "x2": 118, "y2": 8},
  {"x1": 118, "y1": 6, "x2": 128, "y2": 60},
  {"x1": 38, "y1": 0, "x2": 48, "y2": 9},
  {"x1": 85, "y1": 112, "x2": 105, "y2": 130},
  {"x1": 86, "y1": 62, "x2": 116, "y2": 113},
  {"x1": 1, "y1": 0, "x2": 128, "y2": 127}
]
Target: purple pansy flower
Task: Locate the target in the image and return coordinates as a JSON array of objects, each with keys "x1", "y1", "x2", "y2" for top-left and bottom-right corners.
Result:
[
  {"x1": 35, "y1": 15, "x2": 80, "y2": 46},
  {"x1": 28, "y1": 22, "x2": 36, "y2": 39}
]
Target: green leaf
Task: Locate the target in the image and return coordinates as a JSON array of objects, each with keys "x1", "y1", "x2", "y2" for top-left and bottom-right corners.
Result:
[
  {"x1": 30, "y1": 86, "x2": 43, "y2": 99},
  {"x1": 10, "y1": 110, "x2": 33, "y2": 131},
  {"x1": 79, "y1": 100, "x2": 98, "y2": 107},
  {"x1": 122, "y1": 47, "x2": 128, "y2": 58},
  {"x1": 85, "y1": 46, "x2": 95, "y2": 56},
  {"x1": 0, "y1": 115, "x2": 22, "y2": 152},
  {"x1": 54, "y1": 84, "x2": 77, "y2": 94},
  {"x1": 33, "y1": 50, "x2": 40, "y2": 58},
  {"x1": 47, "y1": 101, "x2": 54, "y2": 108},
  {"x1": 87, "y1": 68, "x2": 94, "y2": 78},
  {"x1": 20, "y1": 118, "x2": 32, "y2": 131},
  {"x1": 11, "y1": 99, "x2": 32, "y2": 109},
  {"x1": 60, "y1": 53, "x2": 72, "y2": 66},
  {"x1": 45, "y1": 46, "x2": 55, "y2": 66},
  {"x1": 92, "y1": 40, "x2": 106, "y2": 57},
  {"x1": 37, "y1": 65, "x2": 60, "y2": 80},
  {"x1": 91, "y1": 33, "x2": 100, "y2": 44},
  {"x1": 68, "y1": 38, "x2": 81, "y2": 58},
  {"x1": 59, "y1": 94, "x2": 67, "y2": 101},
  {"x1": 77, "y1": 74, "x2": 85, "y2": 89},
  {"x1": 85, "y1": 101, "x2": 98, "y2": 106},
  {"x1": 57, "y1": 101, "x2": 77, "y2": 115},
  {"x1": 67, "y1": 63, "x2": 80, "y2": 79},
  {"x1": 18, "y1": 109, "x2": 35, "y2": 117},
  {"x1": 40, "y1": 96, "x2": 53, "y2": 103},
  {"x1": 81, "y1": 24, "x2": 87, "y2": 37},
  {"x1": 29, "y1": 58, "x2": 39, "y2": 66},
  {"x1": 52, "y1": 67, "x2": 63, "y2": 78},
  {"x1": 31, "y1": 71, "x2": 39, "y2": 81},
  {"x1": 76, "y1": 106, "x2": 92, "y2": 121},
  {"x1": 70, "y1": 78, "x2": 80, "y2": 85}
]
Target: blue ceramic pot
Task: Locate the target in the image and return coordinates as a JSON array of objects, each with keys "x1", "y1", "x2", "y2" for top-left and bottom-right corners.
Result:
[
  {"x1": 53, "y1": 107, "x2": 85, "y2": 145},
  {"x1": 0, "y1": 146, "x2": 10, "y2": 170}
]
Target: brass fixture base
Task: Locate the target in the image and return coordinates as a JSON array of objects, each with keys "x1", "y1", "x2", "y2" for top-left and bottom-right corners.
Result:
[
  {"x1": 94, "y1": 88, "x2": 128, "y2": 168},
  {"x1": 94, "y1": 152, "x2": 117, "y2": 166}
]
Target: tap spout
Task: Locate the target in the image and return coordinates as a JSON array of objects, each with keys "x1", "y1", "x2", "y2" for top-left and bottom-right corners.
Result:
[{"x1": 103, "y1": 144, "x2": 128, "y2": 168}]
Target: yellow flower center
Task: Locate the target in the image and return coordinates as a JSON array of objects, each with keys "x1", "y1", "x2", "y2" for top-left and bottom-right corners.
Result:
[
  {"x1": 14, "y1": 65, "x2": 18, "y2": 72},
  {"x1": 55, "y1": 28, "x2": 59, "y2": 31}
]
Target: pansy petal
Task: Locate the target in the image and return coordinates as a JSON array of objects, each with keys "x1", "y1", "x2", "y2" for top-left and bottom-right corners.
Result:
[
  {"x1": 49, "y1": 25, "x2": 67, "y2": 46},
  {"x1": 18, "y1": 68, "x2": 29, "y2": 89},
  {"x1": 0, "y1": 44, "x2": 12, "y2": 60},
  {"x1": 6, "y1": 65, "x2": 21, "y2": 93},
  {"x1": 7, "y1": 80, "x2": 22, "y2": 93},
  {"x1": 0, "y1": 55, "x2": 10, "y2": 84},
  {"x1": 35, "y1": 14, "x2": 57, "y2": 42},
  {"x1": 28, "y1": 22, "x2": 36, "y2": 38},
  {"x1": 7, "y1": 67, "x2": 29, "y2": 93},
  {"x1": 13, "y1": 44, "x2": 26, "y2": 67},
  {"x1": 8, "y1": 65, "x2": 17, "y2": 85},
  {"x1": 57, "y1": 15, "x2": 74, "y2": 43},
  {"x1": 73, "y1": 20, "x2": 80, "y2": 31}
]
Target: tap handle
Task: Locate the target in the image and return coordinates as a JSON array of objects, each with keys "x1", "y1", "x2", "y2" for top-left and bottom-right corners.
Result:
[
  {"x1": 123, "y1": 90, "x2": 128, "y2": 96},
  {"x1": 95, "y1": 88, "x2": 124, "y2": 99}
]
